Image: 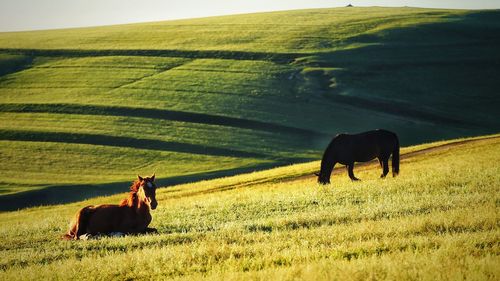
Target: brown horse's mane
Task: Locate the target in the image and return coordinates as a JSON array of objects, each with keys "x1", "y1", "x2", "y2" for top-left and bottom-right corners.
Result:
[{"x1": 119, "y1": 179, "x2": 142, "y2": 208}]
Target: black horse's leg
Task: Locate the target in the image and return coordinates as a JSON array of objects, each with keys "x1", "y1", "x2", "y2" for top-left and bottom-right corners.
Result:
[
  {"x1": 128, "y1": 227, "x2": 158, "y2": 236},
  {"x1": 381, "y1": 159, "x2": 389, "y2": 178},
  {"x1": 347, "y1": 164, "x2": 360, "y2": 181},
  {"x1": 144, "y1": 227, "x2": 158, "y2": 234}
]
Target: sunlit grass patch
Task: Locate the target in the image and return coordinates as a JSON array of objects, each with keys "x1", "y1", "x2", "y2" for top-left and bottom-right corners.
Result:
[{"x1": 1, "y1": 137, "x2": 498, "y2": 279}]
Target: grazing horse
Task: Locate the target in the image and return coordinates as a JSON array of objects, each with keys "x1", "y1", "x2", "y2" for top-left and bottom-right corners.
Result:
[
  {"x1": 63, "y1": 174, "x2": 158, "y2": 240},
  {"x1": 317, "y1": 129, "x2": 399, "y2": 185}
]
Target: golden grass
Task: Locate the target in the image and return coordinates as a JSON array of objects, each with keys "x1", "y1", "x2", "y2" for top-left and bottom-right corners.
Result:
[{"x1": 0, "y1": 136, "x2": 498, "y2": 280}]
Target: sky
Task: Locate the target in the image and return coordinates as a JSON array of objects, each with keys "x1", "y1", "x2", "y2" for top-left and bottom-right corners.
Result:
[{"x1": 0, "y1": 0, "x2": 499, "y2": 32}]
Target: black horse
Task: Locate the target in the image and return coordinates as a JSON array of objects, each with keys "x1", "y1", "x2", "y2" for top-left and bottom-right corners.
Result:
[{"x1": 317, "y1": 129, "x2": 399, "y2": 184}]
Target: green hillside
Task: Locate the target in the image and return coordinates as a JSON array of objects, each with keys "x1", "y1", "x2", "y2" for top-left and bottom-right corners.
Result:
[
  {"x1": 0, "y1": 136, "x2": 498, "y2": 279},
  {"x1": 0, "y1": 7, "x2": 499, "y2": 207}
]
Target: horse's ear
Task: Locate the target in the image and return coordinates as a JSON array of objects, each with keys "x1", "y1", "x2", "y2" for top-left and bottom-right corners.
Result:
[
  {"x1": 137, "y1": 175, "x2": 143, "y2": 181},
  {"x1": 314, "y1": 172, "x2": 320, "y2": 176},
  {"x1": 151, "y1": 173, "x2": 155, "y2": 181}
]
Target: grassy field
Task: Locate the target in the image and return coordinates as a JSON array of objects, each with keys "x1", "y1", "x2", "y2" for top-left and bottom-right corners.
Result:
[
  {"x1": 0, "y1": 136, "x2": 498, "y2": 280},
  {"x1": 0, "y1": 7, "x2": 465, "y2": 52},
  {"x1": 0, "y1": 7, "x2": 499, "y2": 208}
]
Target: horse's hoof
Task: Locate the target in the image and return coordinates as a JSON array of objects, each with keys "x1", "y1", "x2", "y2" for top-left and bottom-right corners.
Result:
[{"x1": 145, "y1": 227, "x2": 158, "y2": 234}]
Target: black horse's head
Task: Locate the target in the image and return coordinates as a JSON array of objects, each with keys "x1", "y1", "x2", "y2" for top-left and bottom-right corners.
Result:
[{"x1": 315, "y1": 172, "x2": 330, "y2": 185}]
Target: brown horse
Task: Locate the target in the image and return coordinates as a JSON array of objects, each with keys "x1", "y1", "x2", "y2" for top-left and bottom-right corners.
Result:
[{"x1": 63, "y1": 174, "x2": 158, "y2": 240}]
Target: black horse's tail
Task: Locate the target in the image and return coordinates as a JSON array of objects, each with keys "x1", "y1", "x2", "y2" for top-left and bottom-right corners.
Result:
[
  {"x1": 63, "y1": 206, "x2": 94, "y2": 240},
  {"x1": 392, "y1": 134, "x2": 400, "y2": 177}
]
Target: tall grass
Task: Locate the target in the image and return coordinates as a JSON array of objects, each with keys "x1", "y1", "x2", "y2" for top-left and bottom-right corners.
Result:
[{"x1": 0, "y1": 137, "x2": 498, "y2": 280}]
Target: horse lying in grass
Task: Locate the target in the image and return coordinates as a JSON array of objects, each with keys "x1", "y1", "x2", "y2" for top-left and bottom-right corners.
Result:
[
  {"x1": 63, "y1": 174, "x2": 158, "y2": 240},
  {"x1": 316, "y1": 129, "x2": 400, "y2": 185}
]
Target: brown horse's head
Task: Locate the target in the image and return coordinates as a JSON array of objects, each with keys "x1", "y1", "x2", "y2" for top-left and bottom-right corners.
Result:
[{"x1": 136, "y1": 174, "x2": 158, "y2": 210}]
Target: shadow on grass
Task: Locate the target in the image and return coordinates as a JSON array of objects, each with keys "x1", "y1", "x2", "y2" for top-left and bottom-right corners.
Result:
[
  {"x1": 0, "y1": 161, "x2": 306, "y2": 212},
  {"x1": 0, "y1": 54, "x2": 34, "y2": 78},
  {"x1": 0, "y1": 48, "x2": 298, "y2": 63},
  {"x1": 0, "y1": 103, "x2": 327, "y2": 138},
  {"x1": 0, "y1": 129, "x2": 270, "y2": 159},
  {"x1": 297, "y1": 10, "x2": 500, "y2": 129}
]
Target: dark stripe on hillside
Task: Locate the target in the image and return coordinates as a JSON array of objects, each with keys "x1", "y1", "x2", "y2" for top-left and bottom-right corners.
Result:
[
  {"x1": 325, "y1": 94, "x2": 476, "y2": 128},
  {"x1": 0, "y1": 162, "x2": 288, "y2": 212},
  {"x1": 0, "y1": 103, "x2": 327, "y2": 138},
  {"x1": 0, "y1": 55, "x2": 34, "y2": 78},
  {"x1": 0, "y1": 129, "x2": 268, "y2": 159},
  {"x1": 0, "y1": 48, "x2": 299, "y2": 64}
]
